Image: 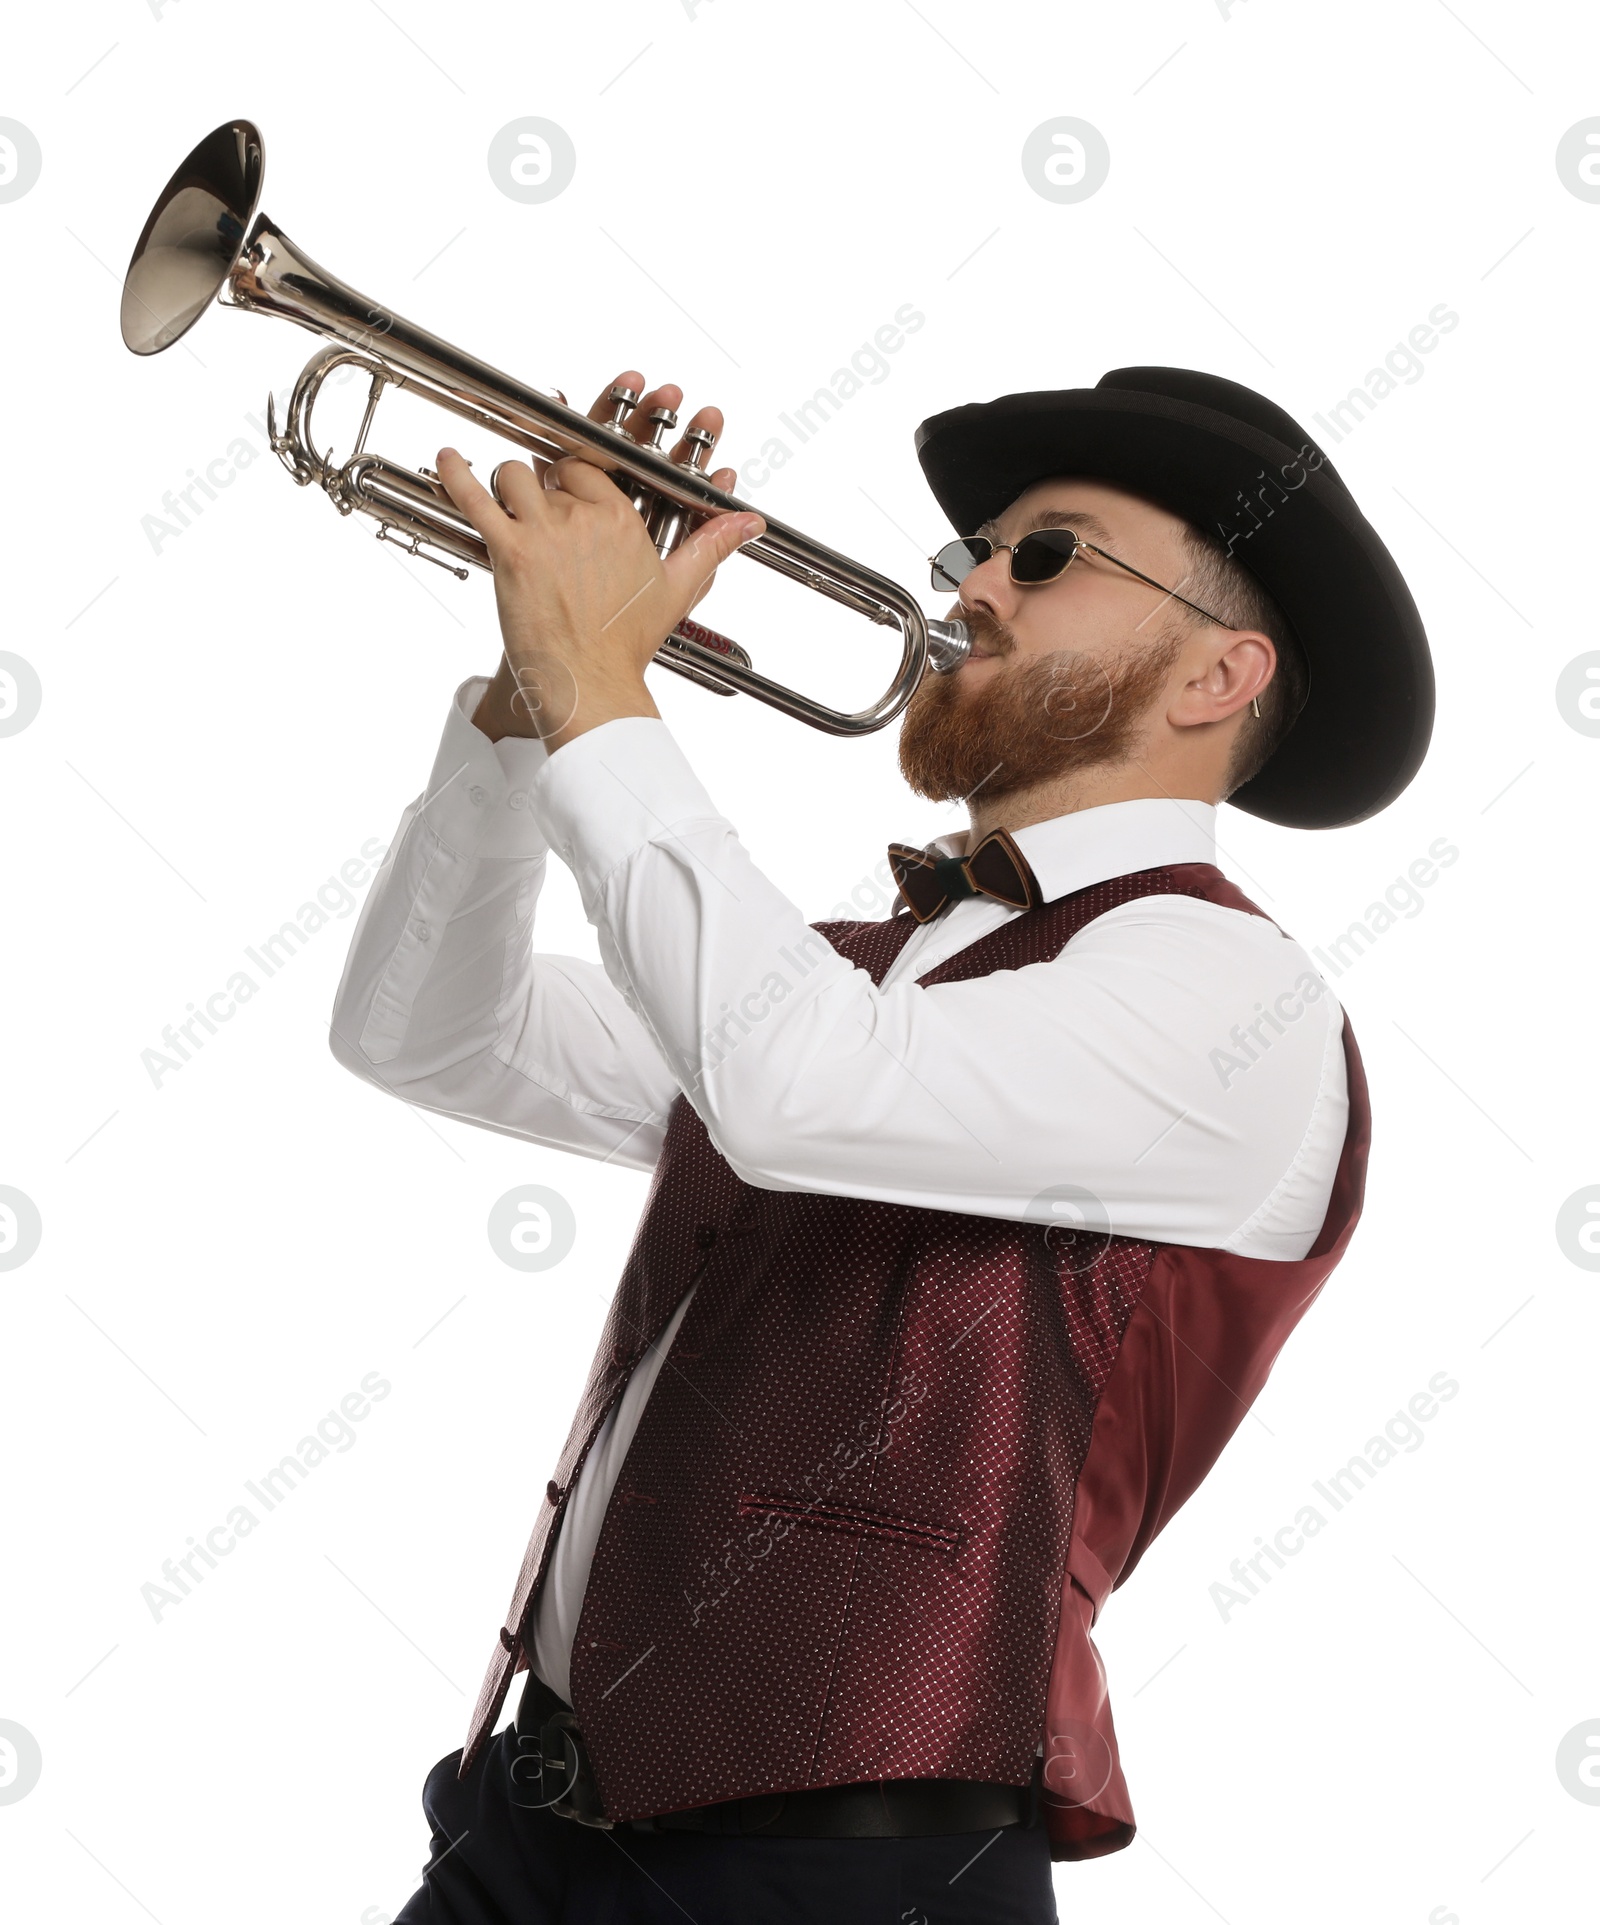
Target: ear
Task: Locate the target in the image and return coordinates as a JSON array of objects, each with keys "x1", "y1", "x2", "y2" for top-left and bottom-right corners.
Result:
[{"x1": 1169, "y1": 629, "x2": 1276, "y2": 729}]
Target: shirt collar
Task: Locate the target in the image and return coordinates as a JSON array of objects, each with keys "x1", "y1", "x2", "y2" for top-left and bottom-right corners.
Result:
[{"x1": 928, "y1": 796, "x2": 1218, "y2": 905}]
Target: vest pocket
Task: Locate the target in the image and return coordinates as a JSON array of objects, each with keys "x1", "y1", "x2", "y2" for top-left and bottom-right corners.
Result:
[{"x1": 737, "y1": 1492, "x2": 962, "y2": 1559}]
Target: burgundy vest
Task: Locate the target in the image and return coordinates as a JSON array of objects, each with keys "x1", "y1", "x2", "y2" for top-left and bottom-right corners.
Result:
[{"x1": 463, "y1": 863, "x2": 1371, "y2": 1859}]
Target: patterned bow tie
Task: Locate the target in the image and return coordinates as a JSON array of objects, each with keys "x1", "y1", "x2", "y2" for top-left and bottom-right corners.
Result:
[{"x1": 887, "y1": 827, "x2": 1043, "y2": 924}]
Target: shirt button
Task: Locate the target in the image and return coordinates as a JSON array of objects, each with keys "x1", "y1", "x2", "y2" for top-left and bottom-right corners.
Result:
[
  {"x1": 410, "y1": 921, "x2": 430, "y2": 942},
  {"x1": 695, "y1": 1225, "x2": 718, "y2": 1249},
  {"x1": 468, "y1": 784, "x2": 488, "y2": 808},
  {"x1": 546, "y1": 1480, "x2": 562, "y2": 1506},
  {"x1": 508, "y1": 789, "x2": 528, "y2": 811}
]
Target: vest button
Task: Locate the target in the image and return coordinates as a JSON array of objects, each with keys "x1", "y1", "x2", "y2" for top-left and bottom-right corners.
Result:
[
  {"x1": 695, "y1": 1224, "x2": 718, "y2": 1249},
  {"x1": 499, "y1": 1625, "x2": 516, "y2": 1651},
  {"x1": 546, "y1": 1480, "x2": 562, "y2": 1506}
]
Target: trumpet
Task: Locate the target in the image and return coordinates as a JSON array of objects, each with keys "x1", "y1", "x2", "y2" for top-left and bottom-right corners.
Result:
[{"x1": 120, "y1": 120, "x2": 971, "y2": 731}]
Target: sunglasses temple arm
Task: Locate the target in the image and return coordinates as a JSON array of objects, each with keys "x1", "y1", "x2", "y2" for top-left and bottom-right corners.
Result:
[{"x1": 1083, "y1": 543, "x2": 1226, "y2": 625}]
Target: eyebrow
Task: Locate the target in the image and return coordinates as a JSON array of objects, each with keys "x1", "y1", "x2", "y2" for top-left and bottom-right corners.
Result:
[{"x1": 974, "y1": 507, "x2": 1117, "y2": 548}]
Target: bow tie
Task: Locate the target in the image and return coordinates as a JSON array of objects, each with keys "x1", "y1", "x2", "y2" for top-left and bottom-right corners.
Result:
[{"x1": 887, "y1": 828, "x2": 1043, "y2": 925}]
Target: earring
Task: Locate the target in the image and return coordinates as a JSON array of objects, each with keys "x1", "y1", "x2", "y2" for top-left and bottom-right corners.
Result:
[{"x1": 1250, "y1": 695, "x2": 1262, "y2": 719}]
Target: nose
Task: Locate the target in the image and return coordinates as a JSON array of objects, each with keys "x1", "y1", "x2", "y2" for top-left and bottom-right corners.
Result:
[{"x1": 955, "y1": 547, "x2": 1016, "y2": 625}]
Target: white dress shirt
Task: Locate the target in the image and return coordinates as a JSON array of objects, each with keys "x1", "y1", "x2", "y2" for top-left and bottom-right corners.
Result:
[{"x1": 330, "y1": 678, "x2": 1348, "y2": 1702}]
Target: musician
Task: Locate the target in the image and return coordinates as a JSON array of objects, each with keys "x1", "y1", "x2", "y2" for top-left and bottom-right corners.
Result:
[{"x1": 331, "y1": 365, "x2": 1432, "y2": 1924}]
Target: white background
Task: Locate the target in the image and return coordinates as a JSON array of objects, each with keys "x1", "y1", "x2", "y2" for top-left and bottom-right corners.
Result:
[{"x1": 2, "y1": 2, "x2": 1596, "y2": 1920}]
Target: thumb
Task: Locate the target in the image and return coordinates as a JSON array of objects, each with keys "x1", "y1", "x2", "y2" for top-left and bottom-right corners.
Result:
[{"x1": 663, "y1": 509, "x2": 765, "y2": 614}]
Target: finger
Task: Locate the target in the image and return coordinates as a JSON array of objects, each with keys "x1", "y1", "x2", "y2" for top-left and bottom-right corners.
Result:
[
  {"x1": 490, "y1": 457, "x2": 549, "y2": 520},
  {"x1": 662, "y1": 509, "x2": 765, "y2": 611},
  {"x1": 585, "y1": 369, "x2": 646, "y2": 425},
  {"x1": 436, "y1": 447, "x2": 513, "y2": 547},
  {"x1": 709, "y1": 466, "x2": 737, "y2": 493},
  {"x1": 625, "y1": 384, "x2": 683, "y2": 446},
  {"x1": 544, "y1": 455, "x2": 628, "y2": 505},
  {"x1": 667, "y1": 403, "x2": 724, "y2": 469}
]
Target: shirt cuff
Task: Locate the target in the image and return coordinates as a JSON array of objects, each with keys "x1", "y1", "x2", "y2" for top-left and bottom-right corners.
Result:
[
  {"x1": 527, "y1": 716, "x2": 725, "y2": 905},
  {"x1": 419, "y1": 677, "x2": 554, "y2": 859}
]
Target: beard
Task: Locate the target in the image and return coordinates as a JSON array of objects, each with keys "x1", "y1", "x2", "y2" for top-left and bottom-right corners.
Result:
[{"x1": 897, "y1": 610, "x2": 1185, "y2": 805}]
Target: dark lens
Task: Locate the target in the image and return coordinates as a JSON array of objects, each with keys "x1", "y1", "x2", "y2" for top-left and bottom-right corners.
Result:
[
  {"x1": 1010, "y1": 529, "x2": 1079, "y2": 584},
  {"x1": 930, "y1": 538, "x2": 990, "y2": 593}
]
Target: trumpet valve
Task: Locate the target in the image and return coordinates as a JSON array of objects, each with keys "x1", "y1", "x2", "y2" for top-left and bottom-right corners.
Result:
[
  {"x1": 650, "y1": 506, "x2": 691, "y2": 557},
  {"x1": 622, "y1": 405, "x2": 677, "y2": 518},
  {"x1": 601, "y1": 383, "x2": 640, "y2": 429},
  {"x1": 650, "y1": 422, "x2": 713, "y2": 558},
  {"x1": 679, "y1": 425, "x2": 715, "y2": 474}
]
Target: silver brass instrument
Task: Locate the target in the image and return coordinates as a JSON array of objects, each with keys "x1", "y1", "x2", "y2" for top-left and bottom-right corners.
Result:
[{"x1": 120, "y1": 120, "x2": 970, "y2": 730}]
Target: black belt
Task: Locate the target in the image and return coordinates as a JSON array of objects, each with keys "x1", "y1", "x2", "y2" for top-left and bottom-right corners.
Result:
[{"x1": 510, "y1": 1675, "x2": 1037, "y2": 1839}]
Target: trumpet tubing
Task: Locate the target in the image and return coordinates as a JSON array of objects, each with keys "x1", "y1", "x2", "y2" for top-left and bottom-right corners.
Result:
[{"x1": 121, "y1": 120, "x2": 970, "y2": 731}]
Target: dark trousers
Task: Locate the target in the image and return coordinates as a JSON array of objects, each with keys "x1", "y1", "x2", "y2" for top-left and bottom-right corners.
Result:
[{"x1": 392, "y1": 1723, "x2": 1060, "y2": 1925}]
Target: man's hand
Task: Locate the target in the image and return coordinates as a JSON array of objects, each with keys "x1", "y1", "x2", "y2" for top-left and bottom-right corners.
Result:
[{"x1": 447, "y1": 371, "x2": 762, "y2": 752}]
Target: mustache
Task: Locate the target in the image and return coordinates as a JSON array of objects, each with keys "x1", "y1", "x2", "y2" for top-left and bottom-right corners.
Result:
[{"x1": 958, "y1": 606, "x2": 1017, "y2": 657}]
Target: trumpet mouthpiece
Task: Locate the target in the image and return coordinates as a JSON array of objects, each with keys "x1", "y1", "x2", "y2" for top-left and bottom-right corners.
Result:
[{"x1": 926, "y1": 619, "x2": 971, "y2": 674}]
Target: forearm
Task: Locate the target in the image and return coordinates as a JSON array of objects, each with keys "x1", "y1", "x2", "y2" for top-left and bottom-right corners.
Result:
[
  {"x1": 523, "y1": 714, "x2": 1042, "y2": 1206},
  {"x1": 526, "y1": 716, "x2": 1348, "y2": 1249},
  {"x1": 471, "y1": 650, "x2": 660, "y2": 750},
  {"x1": 328, "y1": 678, "x2": 677, "y2": 1170},
  {"x1": 471, "y1": 655, "x2": 533, "y2": 742}
]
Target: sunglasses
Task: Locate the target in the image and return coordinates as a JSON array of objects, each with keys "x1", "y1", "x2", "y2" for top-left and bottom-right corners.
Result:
[{"x1": 929, "y1": 527, "x2": 1226, "y2": 627}]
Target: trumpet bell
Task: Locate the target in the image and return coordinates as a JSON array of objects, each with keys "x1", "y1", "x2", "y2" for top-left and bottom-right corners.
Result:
[{"x1": 121, "y1": 119, "x2": 264, "y2": 356}]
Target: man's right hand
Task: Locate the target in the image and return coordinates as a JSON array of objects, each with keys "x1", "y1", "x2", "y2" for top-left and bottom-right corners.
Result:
[{"x1": 471, "y1": 369, "x2": 739, "y2": 742}]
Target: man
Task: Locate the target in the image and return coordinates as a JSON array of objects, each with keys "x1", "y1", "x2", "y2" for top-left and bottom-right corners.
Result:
[{"x1": 330, "y1": 366, "x2": 1432, "y2": 1923}]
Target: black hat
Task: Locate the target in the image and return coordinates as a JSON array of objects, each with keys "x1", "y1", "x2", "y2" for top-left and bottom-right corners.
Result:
[{"x1": 913, "y1": 367, "x2": 1434, "y2": 828}]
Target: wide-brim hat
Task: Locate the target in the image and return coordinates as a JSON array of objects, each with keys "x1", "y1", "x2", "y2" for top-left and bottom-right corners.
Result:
[{"x1": 913, "y1": 366, "x2": 1434, "y2": 828}]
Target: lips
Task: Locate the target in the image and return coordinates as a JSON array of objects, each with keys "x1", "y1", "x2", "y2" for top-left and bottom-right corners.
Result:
[{"x1": 960, "y1": 622, "x2": 1011, "y2": 662}]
